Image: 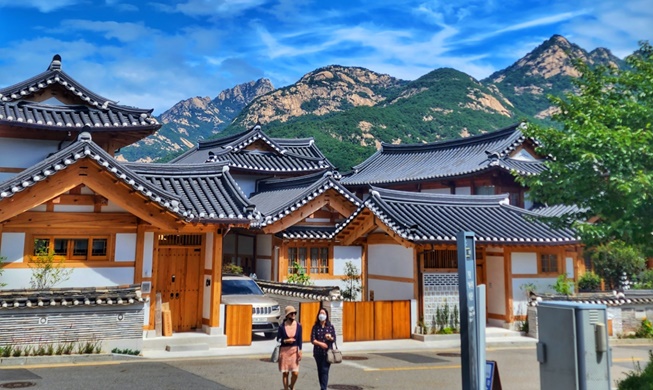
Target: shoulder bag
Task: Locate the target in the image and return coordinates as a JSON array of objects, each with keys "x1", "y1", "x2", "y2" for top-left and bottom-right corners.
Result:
[
  {"x1": 271, "y1": 341, "x2": 281, "y2": 363},
  {"x1": 326, "y1": 341, "x2": 342, "y2": 364}
]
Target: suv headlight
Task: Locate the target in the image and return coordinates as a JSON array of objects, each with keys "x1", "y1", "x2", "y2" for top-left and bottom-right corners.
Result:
[{"x1": 271, "y1": 305, "x2": 280, "y2": 313}]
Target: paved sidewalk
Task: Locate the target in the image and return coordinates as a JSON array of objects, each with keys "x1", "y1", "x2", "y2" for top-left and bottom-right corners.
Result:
[{"x1": 140, "y1": 327, "x2": 537, "y2": 360}]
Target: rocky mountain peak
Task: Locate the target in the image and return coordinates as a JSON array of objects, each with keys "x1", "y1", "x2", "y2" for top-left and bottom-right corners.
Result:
[{"x1": 216, "y1": 78, "x2": 274, "y2": 104}]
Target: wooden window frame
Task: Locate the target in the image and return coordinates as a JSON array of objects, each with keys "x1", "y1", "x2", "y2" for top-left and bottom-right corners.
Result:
[
  {"x1": 31, "y1": 234, "x2": 112, "y2": 262},
  {"x1": 538, "y1": 253, "x2": 560, "y2": 275},
  {"x1": 287, "y1": 245, "x2": 332, "y2": 276}
]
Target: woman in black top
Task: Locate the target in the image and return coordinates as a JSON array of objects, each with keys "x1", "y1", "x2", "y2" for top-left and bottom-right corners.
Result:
[{"x1": 310, "y1": 307, "x2": 336, "y2": 390}]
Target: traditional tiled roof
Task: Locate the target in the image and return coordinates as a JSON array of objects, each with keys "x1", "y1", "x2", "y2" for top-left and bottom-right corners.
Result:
[
  {"x1": 0, "y1": 55, "x2": 159, "y2": 132},
  {"x1": 249, "y1": 171, "x2": 361, "y2": 227},
  {"x1": 336, "y1": 187, "x2": 578, "y2": 245},
  {"x1": 341, "y1": 123, "x2": 544, "y2": 186},
  {"x1": 277, "y1": 226, "x2": 338, "y2": 240},
  {"x1": 533, "y1": 291, "x2": 653, "y2": 307},
  {"x1": 256, "y1": 280, "x2": 342, "y2": 301},
  {"x1": 170, "y1": 125, "x2": 334, "y2": 173},
  {"x1": 0, "y1": 284, "x2": 144, "y2": 310},
  {"x1": 530, "y1": 204, "x2": 583, "y2": 218},
  {"x1": 123, "y1": 162, "x2": 257, "y2": 223},
  {"x1": 0, "y1": 132, "x2": 187, "y2": 218}
]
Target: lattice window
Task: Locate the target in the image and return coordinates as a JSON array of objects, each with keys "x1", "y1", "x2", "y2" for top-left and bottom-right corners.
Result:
[
  {"x1": 423, "y1": 250, "x2": 458, "y2": 269},
  {"x1": 158, "y1": 234, "x2": 202, "y2": 246},
  {"x1": 33, "y1": 236, "x2": 109, "y2": 261},
  {"x1": 288, "y1": 246, "x2": 329, "y2": 274},
  {"x1": 540, "y1": 253, "x2": 559, "y2": 273}
]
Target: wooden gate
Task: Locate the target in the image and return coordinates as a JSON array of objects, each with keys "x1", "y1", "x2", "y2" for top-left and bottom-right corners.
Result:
[
  {"x1": 225, "y1": 305, "x2": 253, "y2": 346},
  {"x1": 157, "y1": 247, "x2": 202, "y2": 332},
  {"x1": 343, "y1": 300, "x2": 411, "y2": 342},
  {"x1": 299, "y1": 302, "x2": 321, "y2": 342}
]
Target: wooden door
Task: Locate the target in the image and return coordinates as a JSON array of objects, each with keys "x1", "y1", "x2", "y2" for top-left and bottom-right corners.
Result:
[{"x1": 157, "y1": 247, "x2": 202, "y2": 332}]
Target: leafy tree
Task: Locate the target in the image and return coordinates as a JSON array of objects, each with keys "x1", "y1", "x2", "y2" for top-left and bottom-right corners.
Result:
[
  {"x1": 0, "y1": 256, "x2": 6, "y2": 288},
  {"x1": 29, "y1": 248, "x2": 73, "y2": 290},
  {"x1": 287, "y1": 261, "x2": 312, "y2": 285},
  {"x1": 341, "y1": 261, "x2": 361, "y2": 300},
  {"x1": 590, "y1": 240, "x2": 646, "y2": 290},
  {"x1": 519, "y1": 41, "x2": 653, "y2": 254}
]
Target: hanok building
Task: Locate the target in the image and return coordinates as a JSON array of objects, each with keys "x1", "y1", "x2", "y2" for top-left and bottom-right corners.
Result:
[
  {"x1": 0, "y1": 56, "x2": 257, "y2": 337},
  {"x1": 339, "y1": 125, "x2": 584, "y2": 326}
]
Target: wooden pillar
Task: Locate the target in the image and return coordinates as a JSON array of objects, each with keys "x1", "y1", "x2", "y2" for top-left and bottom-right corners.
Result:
[
  {"x1": 361, "y1": 243, "x2": 368, "y2": 301},
  {"x1": 148, "y1": 230, "x2": 160, "y2": 330},
  {"x1": 504, "y1": 247, "x2": 513, "y2": 323},
  {"x1": 134, "y1": 224, "x2": 146, "y2": 285},
  {"x1": 413, "y1": 247, "x2": 419, "y2": 300},
  {"x1": 209, "y1": 230, "x2": 223, "y2": 328}
]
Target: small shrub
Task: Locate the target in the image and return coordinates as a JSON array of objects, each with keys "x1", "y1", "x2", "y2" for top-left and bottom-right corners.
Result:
[
  {"x1": 55, "y1": 344, "x2": 65, "y2": 355},
  {"x1": 12, "y1": 346, "x2": 22, "y2": 357},
  {"x1": 633, "y1": 270, "x2": 653, "y2": 290},
  {"x1": 35, "y1": 343, "x2": 46, "y2": 356},
  {"x1": 2, "y1": 345, "x2": 13, "y2": 358},
  {"x1": 287, "y1": 261, "x2": 312, "y2": 285},
  {"x1": 45, "y1": 343, "x2": 54, "y2": 356},
  {"x1": 222, "y1": 263, "x2": 243, "y2": 274},
  {"x1": 552, "y1": 274, "x2": 574, "y2": 296},
  {"x1": 94, "y1": 344, "x2": 102, "y2": 354},
  {"x1": 617, "y1": 350, "x2": 653, "y2": 389},
  {"x1": 578, "y1": 271, "x2": 602, "y2": 291},
  {"x1": 437, "y1": 327, "x2": 454, "y2": 335},
  {"x1": 63, "y1": 342, "x2": 74, "y2": 355},
  {"x1": 23, "y1": 345, "x2": 33, "y2": 357},
  {"x1": 635, "y1": 319, "x2": 653, "y2": 339},
  {"x1": 111, "y1": 348, "x2": 140, "y2": 356}
]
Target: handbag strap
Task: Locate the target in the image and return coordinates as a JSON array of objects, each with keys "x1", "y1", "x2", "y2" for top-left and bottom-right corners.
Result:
[{"x1": 331, "y1": 341, "x2": 338, "y2": 350}]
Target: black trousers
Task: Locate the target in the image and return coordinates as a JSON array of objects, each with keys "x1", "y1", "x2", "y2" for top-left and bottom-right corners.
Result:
[{"x1": 314, "y1": 353, "x2": 331, "y2": 390}]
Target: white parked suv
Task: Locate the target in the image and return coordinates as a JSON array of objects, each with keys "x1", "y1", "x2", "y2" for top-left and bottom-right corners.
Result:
[{"x1": 221, "y1": 274, "x2": 281, "y2": 338}]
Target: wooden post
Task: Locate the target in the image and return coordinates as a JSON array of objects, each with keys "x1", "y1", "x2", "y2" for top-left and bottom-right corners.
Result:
[{"x1": 209, "y1": 229, "x2": 223, "y2": 328}]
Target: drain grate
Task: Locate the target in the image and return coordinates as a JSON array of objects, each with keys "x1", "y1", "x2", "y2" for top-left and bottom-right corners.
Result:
[
  {"x1": 328, "y1": 385, "x2": 364, "y2": 390},
  {"x1": 437, "y1": 352, "x2": 461, "y2": 357},
  {"x1": 0, "y1": 382, "x2": 37, "y2": 389},
  {"x1": 342, "y1": 355, "x2": 367, "y2": 361}
]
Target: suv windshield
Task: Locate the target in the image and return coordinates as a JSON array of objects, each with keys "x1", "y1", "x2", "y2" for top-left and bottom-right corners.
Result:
[{"x1": 222, "y1": 279, "x2": 264, "y2": 295}]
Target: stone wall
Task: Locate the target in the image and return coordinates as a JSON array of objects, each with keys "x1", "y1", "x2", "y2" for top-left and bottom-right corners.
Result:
[
  {"x1": 422, "y1": 272, "x2": 459, "y2": 332},
  {"x1": 0, "y1": 304, "x2": 145, "y2": 352}
]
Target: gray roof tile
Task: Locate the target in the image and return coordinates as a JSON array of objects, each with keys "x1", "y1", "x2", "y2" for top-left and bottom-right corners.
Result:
[
  {"x1": 0, "y1": 284, "x2": 143, "y2": 310},
  {"x1": 171, "y1": 125, "x2": 334, "y2": 173},
  {"x1": 124, "y1": 162, "x2": 257, "y2": 222},
  {"x1": 336, "y1": 187, "x2": 578, "y2": 244},
  {"x1": 249, "y1": 171, "x2": 361, "y2": 227},
  {"x1": 0, "y1": 55, "x2": 159, "y2": 132},
  {"x1": 342, "y1": 123, "x2": 544, "y2": 186}
]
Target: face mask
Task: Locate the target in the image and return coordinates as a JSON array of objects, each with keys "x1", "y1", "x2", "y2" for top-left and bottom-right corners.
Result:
[{"x1": 318, "y1": 314, "x2": 327, "y2": 322}]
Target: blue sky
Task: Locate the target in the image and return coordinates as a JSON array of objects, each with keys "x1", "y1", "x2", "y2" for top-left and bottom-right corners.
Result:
[{"x1": 0, "y1": 0, "x2": 650, "y2": 115}]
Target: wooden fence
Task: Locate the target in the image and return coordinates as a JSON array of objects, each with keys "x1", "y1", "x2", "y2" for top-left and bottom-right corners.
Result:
[
  {"x1": 225, "y1": 304, "x2": 253, "y2": 346},
  {"x1": 343, "y1": 300, "x2": 411, "y2": 342}
]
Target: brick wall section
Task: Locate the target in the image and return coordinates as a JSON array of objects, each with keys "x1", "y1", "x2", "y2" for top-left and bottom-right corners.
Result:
[
  {"x1": 527, "y1": 306, "x2": 538, "y2": 338},
  {"x1": 422, "y1": 273, "x2": 459, "y2": 332}
]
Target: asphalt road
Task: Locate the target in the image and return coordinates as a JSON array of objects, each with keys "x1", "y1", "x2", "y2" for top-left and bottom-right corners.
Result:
[{"x1": 0, "y1": 344, "x2": 651, "y2": 390}]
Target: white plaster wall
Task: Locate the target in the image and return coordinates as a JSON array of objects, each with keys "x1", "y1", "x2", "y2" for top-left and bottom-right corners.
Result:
[
  {"x1": 203, "y1": 275, "x2": 212, "y2": 319},
  {"x1": 0, "y1": 138, "x2": 58, "y2": 168},
  {"x1": 368, "y1": 244, "x2": 413, "y2": 278},
  {"x1": 102, "y1": 200, "x2": 128, "y2": 213},
  {"x1": 256, "y1": 235, "x2": 272, "y2": 257},
  {"x1": 231, "y1": 174, "x2": 260, "y2": 198},
  {"x1": 511, "y1": 252, "x2": 538, "y2": 274},
  {"x1": 1, "y1": 267, "x2": 134, "y2": 289},
  {"x1": 421, "y1": 188, "x2": 451, "y2": 194},
  {"x1": 53, "y1": 205, "x2": 95, "y2": 212},
  {"x1": 1, "y1": 232, "x2": 26, "y2": 263},
  {"x1": 455, "y1": 187, "x2": 471, "y2": 195},
  {"x1": 511, "y1": 278, "x2": 556, "y2": 316},
  {"x1": 257, "y1": 258, "x2": 272, "y2": 280},
  {"x1": 368, "y1": 278, "x2": 414, "y2": 300},
  {"x1": 115, "y1": 233, "x2": 137, "y2": 262},
  {"x1": 204, "y1": 232, "x2": 214, "y2": 270},
  {"x1": 142, "y1": 232, "x2": 154, "y2": 278},
  {"x1": 566, "y1": 257, "x2": 574, "y2": 278},
  {"x1": 333, "y1": 246, "x2": 362, "y2": 276},
  {"x1": 486, "y1": 255, "x2": 506, "y2": 316}
]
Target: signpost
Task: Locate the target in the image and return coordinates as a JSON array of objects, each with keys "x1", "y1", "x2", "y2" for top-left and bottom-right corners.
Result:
[{"x1": 457, "y1": 231, "x2": 486, "y2": 390}]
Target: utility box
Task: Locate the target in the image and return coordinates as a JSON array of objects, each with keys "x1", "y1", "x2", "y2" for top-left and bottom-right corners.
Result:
[{"x1": 536, "y1": 301, "x2": 611, "y2": 390}]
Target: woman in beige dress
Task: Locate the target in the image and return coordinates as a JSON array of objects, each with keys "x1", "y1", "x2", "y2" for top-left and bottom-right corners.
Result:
[{"x1": 277, "y1": 305, "x2": 303, "y2": 390}]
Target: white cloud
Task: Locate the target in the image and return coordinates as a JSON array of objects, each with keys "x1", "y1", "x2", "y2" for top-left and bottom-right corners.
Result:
[
  {"x1": 174, "y1": 0, "x2": 269, "y2": 17},
  {"x1": 0, "y1": 0, "x2": 79, "y2": 12},
  {"x1": 60, "y1": 20, "x2": 157, "y2": 42}
]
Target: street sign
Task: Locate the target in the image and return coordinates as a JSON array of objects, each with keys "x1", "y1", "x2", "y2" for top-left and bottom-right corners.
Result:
[
  {"x1": 485, "y1": 360, "x2": 502, "y2": 390},
  {"x1": 457, "y1": 231, "x2": 485, "y2": 390}
]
